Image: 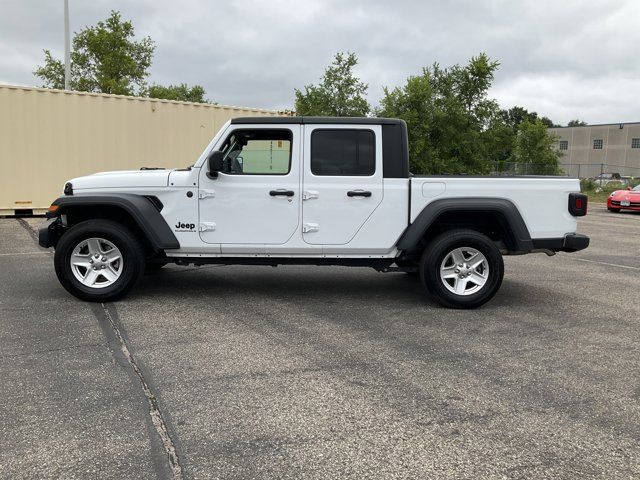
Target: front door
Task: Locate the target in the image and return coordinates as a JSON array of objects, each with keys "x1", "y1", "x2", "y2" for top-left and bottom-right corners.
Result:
[
  {"x1": 198, "y1": 125, "x2": 300, "y2": 248},
  {"x1": 302, "y1": 125, "x2": 383, "y2": 245}
]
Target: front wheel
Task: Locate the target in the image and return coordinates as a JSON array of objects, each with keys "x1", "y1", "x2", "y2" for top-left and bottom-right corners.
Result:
[
  {"x1": 419, "y1": 229, "x2": 504, "y2": 309},
  {"x1": 54, "y1": 220, "x2": 145, "y2": 302}
]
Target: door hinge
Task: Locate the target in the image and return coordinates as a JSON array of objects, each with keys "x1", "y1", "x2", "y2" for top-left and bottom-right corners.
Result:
[
  {"x1": 199, "y1": 222, "x2": 216, "y2": 232},
  {"x1": 199, "y1": 189, "x2": 216, "y2": 199},
  {"x1": 302, "y1": 190, "x2": 319, "y2": 201},
  {"x1": 303, "y1": 223, "x2": 319, "y2": 233}
]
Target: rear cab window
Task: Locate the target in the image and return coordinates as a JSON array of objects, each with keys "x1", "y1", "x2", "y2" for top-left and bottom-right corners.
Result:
[{"x1": 311, "y1": 129, "x2": 375, "y2": 176}]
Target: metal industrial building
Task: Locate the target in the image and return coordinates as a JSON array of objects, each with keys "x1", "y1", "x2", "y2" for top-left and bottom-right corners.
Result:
[
  {"x1": 548, "y1": 122, "x2": 640, "y2": 179},
  {"x1": 0, "y1": 84, "x2": 284, "y2": 214}
]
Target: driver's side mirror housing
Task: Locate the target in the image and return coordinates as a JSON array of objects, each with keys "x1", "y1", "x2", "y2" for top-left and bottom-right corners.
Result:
[{"x1": 207, "y1": 151, "x2": 224, "y2": 178}]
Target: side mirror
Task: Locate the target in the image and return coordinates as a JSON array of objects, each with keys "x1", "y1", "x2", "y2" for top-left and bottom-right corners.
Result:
[
  {"x1": 207, "y1": 151, "x2": 224, "y2": 178},
  {"x1": 627, "y1": 187, "x2": 632, "y2": 191}
]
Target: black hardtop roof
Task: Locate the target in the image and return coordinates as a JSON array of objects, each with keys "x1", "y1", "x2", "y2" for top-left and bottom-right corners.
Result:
[{"x1": 230, "y1": 116, "x2": 405, "y2": 126}]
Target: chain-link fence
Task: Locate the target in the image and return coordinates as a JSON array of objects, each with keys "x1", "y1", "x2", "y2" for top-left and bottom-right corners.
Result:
[
  {"x1": 559, "y1": 163, "x2": 640, "y2": 185},
  {"x1": 491, "y1": 162, "x2": 640, "y2": 185},
  {"x1": 492, "y1": 162, "x2": 561, "y2": 176}
]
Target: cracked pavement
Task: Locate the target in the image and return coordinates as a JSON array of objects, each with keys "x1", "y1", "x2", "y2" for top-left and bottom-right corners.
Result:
[{"x1": 0, "y1": 204, "x2": 639, "y2": 479}]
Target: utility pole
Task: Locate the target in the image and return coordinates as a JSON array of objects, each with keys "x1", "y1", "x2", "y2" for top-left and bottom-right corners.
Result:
[{"x1": 64, "y1": 0, "x2": 70, "y2": 90}]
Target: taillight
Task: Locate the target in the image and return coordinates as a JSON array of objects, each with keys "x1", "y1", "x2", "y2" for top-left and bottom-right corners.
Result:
[{"x1": 568, "y1": 193, "x2": 588, "y2": 216}]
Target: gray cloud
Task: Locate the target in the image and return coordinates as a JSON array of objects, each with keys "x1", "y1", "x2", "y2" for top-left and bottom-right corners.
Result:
[{"x1": 1, "y1": 0, "x2": 638, "y2": 124}]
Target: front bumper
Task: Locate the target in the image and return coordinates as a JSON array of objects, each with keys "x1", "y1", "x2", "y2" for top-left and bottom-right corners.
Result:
[
  {"x1": 531, "y1": 233, "x2": 590, "y2": 253},
  {"x1": 608, "y1": 198, "x2": 640, "y2": 210}
]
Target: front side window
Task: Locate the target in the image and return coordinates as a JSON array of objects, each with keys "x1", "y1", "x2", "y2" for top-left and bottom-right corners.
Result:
[
  {"x1": 311, "y1": 129, "x2": 375, "y2": 176},
  {"x1": 219, "y1": 129, "x2": 292, "y2": 175},
  {"x1": 593, "y1": 139, "x2": 603, "y2": 150}
]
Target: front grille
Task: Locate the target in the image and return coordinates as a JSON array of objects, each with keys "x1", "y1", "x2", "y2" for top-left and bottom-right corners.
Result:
[{"x1": 611, "y1": 200, "x2": 640, "y2": 207}]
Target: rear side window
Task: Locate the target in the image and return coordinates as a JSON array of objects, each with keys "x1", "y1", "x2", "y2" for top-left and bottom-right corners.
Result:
[{"x1": 311, "y1": 129, "x2": 375, "y2": 176}]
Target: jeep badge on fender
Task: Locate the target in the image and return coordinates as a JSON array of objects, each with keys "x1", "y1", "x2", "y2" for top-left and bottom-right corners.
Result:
[{"x1": 174, "y1": 222, "x2": 196, "y2": 232}]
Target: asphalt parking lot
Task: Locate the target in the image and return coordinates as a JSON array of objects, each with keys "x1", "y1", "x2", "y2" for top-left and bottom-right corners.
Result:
[{"x1": 1, "y1": 204, "x2": 639, "y2": 479}]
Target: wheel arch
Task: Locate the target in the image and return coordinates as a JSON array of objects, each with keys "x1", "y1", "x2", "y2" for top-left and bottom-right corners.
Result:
[
  {"x1": 397, "y1": 197, "x2": 533, "y2": 254},
  {"x1": 43, "y1": 194, "x2": 179, "y2": 252}
]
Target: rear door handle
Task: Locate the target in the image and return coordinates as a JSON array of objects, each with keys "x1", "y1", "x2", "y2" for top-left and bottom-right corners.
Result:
[
  {"x1": 270, "y1": 190, "x2": 295, "y2": 197},
  {"x1": 347, "y1": 190, "x2": 372, "y2": 197}
]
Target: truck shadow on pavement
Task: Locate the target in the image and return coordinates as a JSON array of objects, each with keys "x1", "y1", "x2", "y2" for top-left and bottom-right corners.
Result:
[{"x1": 133, "y1": 265, "x2": 550, "y2": 311}]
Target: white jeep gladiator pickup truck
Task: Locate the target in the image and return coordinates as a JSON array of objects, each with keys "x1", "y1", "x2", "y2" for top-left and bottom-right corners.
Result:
[{"x1": 40, "y1": 117, "x2": 589, "y2": 308}]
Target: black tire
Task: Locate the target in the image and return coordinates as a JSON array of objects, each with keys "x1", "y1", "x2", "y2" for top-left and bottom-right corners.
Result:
[
  {"x1": 419, "y1": 229, "x2": 504, "y2": 309},
  {"x1": 54, "y1": 219, "x2": 145, "y2": 302}
]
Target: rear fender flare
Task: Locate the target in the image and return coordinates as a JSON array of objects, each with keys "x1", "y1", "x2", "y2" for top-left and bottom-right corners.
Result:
[{"x1": 397, "y1": 197, "x2": 533, "y2": 252}]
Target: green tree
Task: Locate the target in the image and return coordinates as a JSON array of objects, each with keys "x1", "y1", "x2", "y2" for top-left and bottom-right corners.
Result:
[
  {"x1": 295, "y1": 52, "x2": 370, "y2": 116},
  {"x1": 147, "y1": 83, "x2": 211, "y2": 103},
  {"x1": 494, "y1": 107, "x2": 559, "y2": 165},
  {"x1": 540, "y1": 116, "x2": 558, "y2": 128},
  {"x1": 500, "y1": 106, "x2": 559, "y2": 130},
  {"x1": 34, "y1": 11, "x2": 154, "y2": 95},
  {"x1": 512, "y1": 119, "x2": 562, "y2": 174},
  {"x1": 379, "y1": 53, "x2": 502, "y2": 174},
  {"x1": 567, "y1": 119, "x2": 588, "y2": 127},
  {"x1": 500, "y1": 106, "x2": 537, "y2": 130}
]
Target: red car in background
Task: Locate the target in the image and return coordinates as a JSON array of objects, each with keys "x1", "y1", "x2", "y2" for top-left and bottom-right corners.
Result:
[{"x1": 608, "y1": 185, "x2": 640, "y2": 212}]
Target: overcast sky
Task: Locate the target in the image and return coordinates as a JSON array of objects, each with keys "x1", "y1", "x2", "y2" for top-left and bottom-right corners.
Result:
[{"x1": 1, "y1": 0, "x2": 638, "y2": 124}]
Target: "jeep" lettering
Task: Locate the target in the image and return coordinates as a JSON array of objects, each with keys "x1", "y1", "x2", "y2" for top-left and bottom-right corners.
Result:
[{"x1": 175, "y1": 222, "x2": 196, "y2": 230}]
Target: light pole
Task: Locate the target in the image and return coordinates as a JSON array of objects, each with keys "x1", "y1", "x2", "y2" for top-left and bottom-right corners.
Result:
[{"x1": 64, "y1": 0, "x2": 70, "y2": 90}]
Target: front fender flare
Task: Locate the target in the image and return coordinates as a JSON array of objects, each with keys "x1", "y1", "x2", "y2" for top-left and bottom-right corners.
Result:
[{"x1": 46, "y1": 193, "x2": 179, "y2": 251}]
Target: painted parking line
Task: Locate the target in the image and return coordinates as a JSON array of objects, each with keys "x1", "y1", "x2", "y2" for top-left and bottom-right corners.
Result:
[{"x1": 572, "y1": 257, "x2": 640, "y2": 271}]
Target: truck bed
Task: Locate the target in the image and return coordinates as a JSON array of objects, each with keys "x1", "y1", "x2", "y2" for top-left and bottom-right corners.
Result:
[{"x1": 410, "y1": 177, "x2": 580, "y2": 239}]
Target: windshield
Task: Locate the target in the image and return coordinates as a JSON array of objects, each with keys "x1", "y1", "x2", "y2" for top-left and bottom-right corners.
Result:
[{"x1": 633, "y1": 185, "x2": 640, "y2": 191}]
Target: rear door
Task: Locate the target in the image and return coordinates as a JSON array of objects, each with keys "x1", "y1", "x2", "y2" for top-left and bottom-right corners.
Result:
[{"x1": 301, "y1": 124, "x2": 383, "y2": 245}]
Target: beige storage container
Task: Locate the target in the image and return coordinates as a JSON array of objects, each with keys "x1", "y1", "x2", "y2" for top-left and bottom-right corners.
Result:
[{"x1": 0, "y1": 84, "x2": 284, "y2": 214}]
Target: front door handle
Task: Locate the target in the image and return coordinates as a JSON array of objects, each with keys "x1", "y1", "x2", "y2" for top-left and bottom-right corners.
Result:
[
  {"x1": 347, "y1": 190, "x2": 372, "y2": 197},
  {"x1": 270, "y1": 190, "x2": 295, "y2": 197}
]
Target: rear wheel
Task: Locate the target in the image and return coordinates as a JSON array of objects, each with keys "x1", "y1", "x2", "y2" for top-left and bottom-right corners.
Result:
[
  {"x1": 54, "y1": 220, "x2": 145, "y2": 302},
  {"x1": 419, "y1": 229, "x2": 504, "y2": 309}
]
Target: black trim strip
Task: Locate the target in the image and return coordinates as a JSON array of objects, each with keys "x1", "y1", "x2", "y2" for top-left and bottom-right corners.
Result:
[
  {"x1": 382, "y1": 122, "x2": 410, "y2": 178},
  {"x1": 231, "y1": 116, "x2": 405, "y2": 126},
  {"x1": 170, "y1": 256, "x2": 395, "y2": 270}
]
